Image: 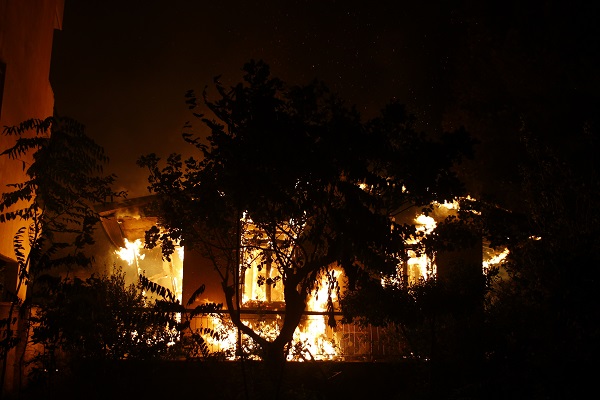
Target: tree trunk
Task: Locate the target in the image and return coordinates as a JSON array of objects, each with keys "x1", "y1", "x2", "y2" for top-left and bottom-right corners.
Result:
[{"x1": 260, "y1": 286, "x2": 307, "y2": 398}]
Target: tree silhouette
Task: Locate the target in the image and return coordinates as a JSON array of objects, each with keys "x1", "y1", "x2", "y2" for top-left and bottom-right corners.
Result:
[{"x1": 138, "y1": 60, "x2": 473, "y2": 379}]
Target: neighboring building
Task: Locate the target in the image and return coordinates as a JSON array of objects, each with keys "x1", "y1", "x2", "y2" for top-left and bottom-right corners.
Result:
[
  {"x1": 0, "y1": 0, "x2": 64, "y2": 395},
  {"x1": 0, "y1": 0, "x2": 63, "y2": 299}
]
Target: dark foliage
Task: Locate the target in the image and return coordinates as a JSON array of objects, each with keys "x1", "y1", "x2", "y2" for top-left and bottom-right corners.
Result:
[
  {"x1": 0, "y1": 116, "x2": 124, "y2": 396},
  {"x1": 30, "y1": 267, "x2": 178, "y2": 362},
  {"x1": 138, "y1": 60, "x2": 474, "y2": 373},
  {"x1": 478, "y1": 133, "x2": 600, "y2": 398}
]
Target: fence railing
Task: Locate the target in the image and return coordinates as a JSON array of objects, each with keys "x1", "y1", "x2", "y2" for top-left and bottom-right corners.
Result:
[{"x1": 184, "y1": 310, "x2": 410, "y2": 361}]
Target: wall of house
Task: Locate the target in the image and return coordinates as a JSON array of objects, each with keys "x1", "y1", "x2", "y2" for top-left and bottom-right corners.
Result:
[
  {"x1": 0, "y1": 0, "x2": 64, "y2": 395},
  {"x1": 0, "y1": 0, "x2": 63, "y2": 290},
  {"x1": 184, "y1": 250, "x2": 227, "y2": 307}
]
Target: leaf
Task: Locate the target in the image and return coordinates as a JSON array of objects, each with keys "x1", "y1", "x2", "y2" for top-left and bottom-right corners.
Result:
[{"x1": 185, "y1": 284, "x2": 206, "y2": 306}]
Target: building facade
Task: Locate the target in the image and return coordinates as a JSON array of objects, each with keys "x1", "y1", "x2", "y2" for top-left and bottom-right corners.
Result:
[
  {"x1": 0, "y1": 0, "x2": 63, "y2": 298},
  {"x1": 0, "y1": 0, "x2": 64, "y2": 395}
]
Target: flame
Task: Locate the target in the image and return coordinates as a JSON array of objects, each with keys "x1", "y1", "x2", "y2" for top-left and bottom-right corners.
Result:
[
  {"x1": 201, "y1": 315, "x2": 339, "y2": 361},
  {"x1": 114, "y1": 237, "x2": 184, "y2": 304},
  {"x1": 307, "y1": 269, "x2": 339, "y2": 312},
  {"x1": 403, "y1": 213, "x2": 438, "y2": 281},
  {"x1": 292, "y1": 318, "x2": 338, "y2": 361},
  {"x1": 295, "y1": 269, "x2": 340, "y2": 360},
  {"x1": 407, "y1": 249, "x2": 432, "y2": 281},
  {"x1": 194, "y1": 269, "x2": 341, "y2": 361},
  {"x1": 483, "y1": 247, "x2": 509, "y2": 271},
  {"x1": 115, "y1": 238, "x2": 145, "y2": 274},
  {"x1": 415, "y1": 214, "x2": 436, "y2": 234},
  {"x1": 405, "y1": 197, "x2": 485, "y2": 282}
]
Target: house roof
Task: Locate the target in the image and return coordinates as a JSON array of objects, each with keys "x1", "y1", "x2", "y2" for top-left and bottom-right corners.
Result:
[{"x1": 95, "y1": 195, "x2": 158, "y2": 249}]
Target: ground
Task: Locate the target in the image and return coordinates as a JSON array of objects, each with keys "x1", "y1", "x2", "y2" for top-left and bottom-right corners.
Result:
[
  {"x1": 17, "y1": 358, "x2": 548, "y2": 400},
  {"x1": 18, "y1": 359, "x2": 434, "y2": 400}
]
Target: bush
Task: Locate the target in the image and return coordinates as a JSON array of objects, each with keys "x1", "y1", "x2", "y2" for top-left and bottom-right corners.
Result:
[{"x1": 28, "y1": 266, "x2": 181, "y2": 385}]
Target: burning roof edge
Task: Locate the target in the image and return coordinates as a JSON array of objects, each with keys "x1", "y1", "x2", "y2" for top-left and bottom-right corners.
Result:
[
  {"x1": 95, "y1": 195, "x2": 158, "y2": 249},
  {"x1": 94, "y1": 194, "x2": 156, "y2": 216}
]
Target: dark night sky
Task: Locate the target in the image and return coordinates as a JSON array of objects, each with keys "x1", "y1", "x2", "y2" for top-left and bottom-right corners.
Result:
[
  {"x1": 50, "y1": 1, "x2": 599, "y2": 202},
  {"x1": 50, "y1": 0, "x2": 455, "y2": 197}
]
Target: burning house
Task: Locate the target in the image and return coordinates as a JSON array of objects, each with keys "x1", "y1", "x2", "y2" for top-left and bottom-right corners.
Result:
[{"x1": 96, "y1": 194, "x2": 502, "y2": 362}]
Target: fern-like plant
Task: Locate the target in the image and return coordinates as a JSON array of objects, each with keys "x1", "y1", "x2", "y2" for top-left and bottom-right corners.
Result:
[{"x1": 0, "y1": 116, "x2": 124, "y2": 396}]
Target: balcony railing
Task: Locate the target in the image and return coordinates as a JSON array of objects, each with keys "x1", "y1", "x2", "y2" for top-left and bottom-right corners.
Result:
[{"x1": 184, "y1": 310, "x2": 411, "y2": 361}]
